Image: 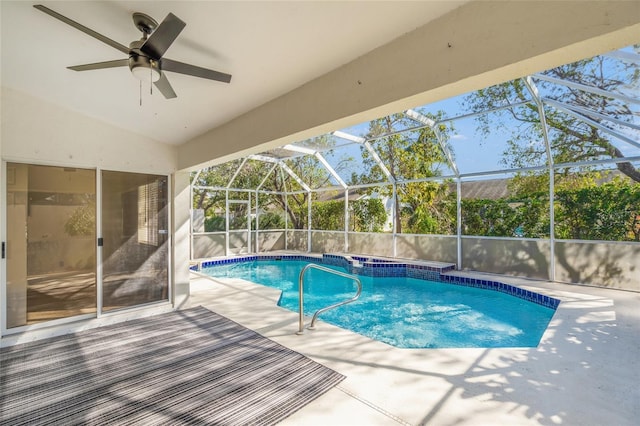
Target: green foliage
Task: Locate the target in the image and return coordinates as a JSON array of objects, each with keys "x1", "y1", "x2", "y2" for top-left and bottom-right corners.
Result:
[
  {"x1": 462, "y1": 199, "x2": 520, "y2": 237},
  {"x1": 283, "y1": 192, "x2": 309, "y2": 230},
  {"x1": 461, "y1": 177, "x2": 638, "y2": 242},
  {"x1": 350, "y1": 198, "x2": 388, "y2": 232},
  {"x1": 554, "y1": 179, "x2": 640, "y2": 241},
  {"x1": 254, "y1": 212, "x2": 286, "y2": 230},
  {"x1": 312, "y1": 200, "x2": 345, "y2": 231},
  {"x1": 204, "y1": 216, "x2": 225, "y2": 232},
  {"x1": 461, "y1": 197, "x2": 549, "y2": 238},
  {"x1": 400, "y1": 181, "x2": 457, "y2": 235},
  {"x1": 356, "y1": 111, "x2": 455, "y2": 233},
  {"x1": 517, "y1": 197, "x2": 551, "y2": 238},
  {"x1": 309, "y1": 197, "x2": 390, "y2": 233}
]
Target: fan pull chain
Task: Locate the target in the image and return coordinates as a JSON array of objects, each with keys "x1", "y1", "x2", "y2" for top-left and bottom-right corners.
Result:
[
  {"x1": 139, "y1": 80, "x2": 142, "y2": 106},
  {"x1": 150, "y1": 64, "x2": 153, "y2": 95}
]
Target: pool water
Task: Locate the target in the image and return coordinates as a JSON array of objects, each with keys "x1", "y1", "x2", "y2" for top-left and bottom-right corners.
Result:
[{"x1": 203, "y1": 260, "x2": 556, "y2": 349}]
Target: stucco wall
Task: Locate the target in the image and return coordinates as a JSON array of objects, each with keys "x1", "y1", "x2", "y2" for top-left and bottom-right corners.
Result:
[
  {"x1": 348, "y1": 233, "x2": 394, "y2": 257},
  {"x1": 192, "y1": 234, "x2": 226, "y2": 259},
  {"x1": 310, "y1": 231, "x2": 344, "y2": 253},
  {"x1": 395, "y1": 235, "x2": 457, "y2": 263},
  {"x1": 554, "y1": 241, "x2": 640, "y2": 291},
  {"x1": 257, "y1": 231, "x2": 286, "y2": 252},
  {"x1": 286, "y1": 230, "x2": 309, "y2": 252},
  {"x1": 461, "y1": 238, "x2": 551, "y2": 280}
]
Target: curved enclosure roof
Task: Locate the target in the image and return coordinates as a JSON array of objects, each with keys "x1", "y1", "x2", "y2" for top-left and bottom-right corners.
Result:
[{"x1": 193, "y1": 45, "x2": 640, "y2": 190}]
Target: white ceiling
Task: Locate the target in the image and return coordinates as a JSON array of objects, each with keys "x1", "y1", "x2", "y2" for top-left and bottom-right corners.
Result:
[{"x1": 1, "y1": 1, "x2": 466, "y2": 145}]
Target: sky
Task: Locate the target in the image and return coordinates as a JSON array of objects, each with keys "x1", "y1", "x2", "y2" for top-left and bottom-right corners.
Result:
[{"x1": 317, "y1": 45, "x2": 640, "y2": 183}]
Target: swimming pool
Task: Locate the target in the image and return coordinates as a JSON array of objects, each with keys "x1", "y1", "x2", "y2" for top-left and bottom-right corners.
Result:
[{"x1": 199, "y1": 255, "x2": 559, "y2": 349}]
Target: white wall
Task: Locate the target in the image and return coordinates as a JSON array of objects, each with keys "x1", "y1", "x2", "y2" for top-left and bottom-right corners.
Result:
[
  {"x1": 172, "y1": 170, "x2": 191, "y2": 309},
  {"x1": 1, "y1": 87, "x2": 176, "y2": 174}
]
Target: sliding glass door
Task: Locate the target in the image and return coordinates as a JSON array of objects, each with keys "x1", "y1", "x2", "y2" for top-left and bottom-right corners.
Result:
[
  {"x1": 4, "y1": 164, "x2": 169, "y2": 329},
  {"x1": 101, "y1": 171, "x2": 169, "y2": 312},
  {"x1": 5, "y1": 163, "x2": 96, "y2": 327}
]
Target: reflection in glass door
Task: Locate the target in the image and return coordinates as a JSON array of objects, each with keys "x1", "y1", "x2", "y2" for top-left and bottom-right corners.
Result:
[
  {"x1": 101, "y1": 171, "x2": 169, "y2": 312},
  {"x1": 5, "y1": 163, "x2": 96, "y2": 328}
]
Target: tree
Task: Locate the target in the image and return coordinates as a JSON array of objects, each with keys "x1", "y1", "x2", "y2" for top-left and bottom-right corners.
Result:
[
  {"x1": 265, "y1": 155, "x2": 327, "y2": 229},
  {"x1": 464, "y1": 50, "x2": 640, "y2": 183},
  {"x1": 461, "y1": 197, "x2": 549, "y2": 238},
  {"x1": 400, "y1": 181, "x2": 456, "y2": 234},
  {"x1": 356, "y1": 111, "x2": 456, "y2": 234},
  {"x1": 192, "y1": 160, "x2": 273, "y2": 232},
  {"x1": 554, "y1": 175, "x2": 640, "y2": 241},
  {"x1": 350, "y1": 198, "x2": 388, "y2": 232},
  {"x1": 312, "y1": 199, "x2": 345, "y2": 230},
  {"x1": 263, "y1": 136, "x2": 353, "y2": 229},
  {"x1": 462, "y1": 50, "x2": 639, "y2": 241}
]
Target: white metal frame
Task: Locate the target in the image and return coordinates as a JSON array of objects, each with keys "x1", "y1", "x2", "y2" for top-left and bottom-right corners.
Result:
[
  {"x1": 1, "y1": 161, "x2": 174, "y2": 338},
  {"x1": 188, "y1": 53, "x2": 640, "y2": 282}
]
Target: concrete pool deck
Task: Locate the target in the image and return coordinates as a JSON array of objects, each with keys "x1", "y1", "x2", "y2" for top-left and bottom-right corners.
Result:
[{"x1": 186, "y1": 270, "x2": 639, "y2": 425}]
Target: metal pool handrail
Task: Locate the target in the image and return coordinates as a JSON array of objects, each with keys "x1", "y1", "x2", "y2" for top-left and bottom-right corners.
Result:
[{"x1": 297, "y1": 263, "x2": 362, "y2": 334}]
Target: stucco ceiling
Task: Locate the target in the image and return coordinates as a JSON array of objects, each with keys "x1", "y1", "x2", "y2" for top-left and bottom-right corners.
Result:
[{"x1": 1, "y1": 1, "x2": 466, "y2": 146}]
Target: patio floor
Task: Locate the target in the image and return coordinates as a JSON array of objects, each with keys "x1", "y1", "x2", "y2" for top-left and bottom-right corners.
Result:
[{"x1": 186, "y1": 269, "x2": 640, "y2": 425}]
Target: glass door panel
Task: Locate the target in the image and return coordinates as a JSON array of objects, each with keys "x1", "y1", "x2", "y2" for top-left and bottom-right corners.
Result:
[
  {"x1": 101, "y1": 171, "x2": 168, "y2": 311},
  {"x1": 6, "y1": 163, "x2": 96, "y2": 328}
]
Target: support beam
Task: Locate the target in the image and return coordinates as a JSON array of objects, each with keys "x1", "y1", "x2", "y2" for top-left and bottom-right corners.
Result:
[
  {"x1": 405, "y1": 108, "x2": 460, "y2": 176},
  {"x1": 534, "y1": 73, "x2": 640, "y2": 105},
  {"x1": 524, "y1": 76, "x2": 555, "y2": 282},
  {"x1": 315, "y1": 152, "x2": 347, "y2": 188},
  {"x1": 280, "y1": 162, "x2": 311, "y2": 192},
  {"x1": 544, "y1": 98, "x2": 640, "y2": 132},
  {"x1": 227, "y1": 157, "x2": 249, "y2": 189},
  {"x1": 549, "y1": 101, "x2": 640, "y2": 149}
]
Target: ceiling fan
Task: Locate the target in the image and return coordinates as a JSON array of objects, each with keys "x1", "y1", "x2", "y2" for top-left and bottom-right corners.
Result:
[{"x1": 33, "y1": 4, "x2": 232, "y2": 99}]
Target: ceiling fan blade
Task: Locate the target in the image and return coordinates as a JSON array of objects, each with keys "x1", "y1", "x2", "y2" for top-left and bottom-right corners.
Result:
[
  {"x1": 162, "y1": 58, "x2": 232, "y2": 83},
  {"x1": 68, "y1": 59, "x2": 129, "y2": 72},
  {"x1": 154, "y1": 73, "x2": 177, "y2": 99},
  {"x1": 33, "y1": 5, "x2": 129, "y2": 55},
  {"x1": 140, "y1": 13, "x2": 186, "y2": 60}
]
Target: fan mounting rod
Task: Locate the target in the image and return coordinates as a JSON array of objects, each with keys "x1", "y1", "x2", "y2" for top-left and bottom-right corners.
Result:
[{"x1": 132, "y1": 12, "x2": 158, "y2": 36}]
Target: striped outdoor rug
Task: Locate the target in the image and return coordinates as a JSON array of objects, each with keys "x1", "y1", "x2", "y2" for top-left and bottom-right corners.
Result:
[{"x1": 0, "y1": 306, "x2": 344, "y2": 425}]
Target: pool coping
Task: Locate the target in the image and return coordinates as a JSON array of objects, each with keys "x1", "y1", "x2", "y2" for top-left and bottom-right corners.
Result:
[{"x1": 193, "y1": 253, "x2": 560, "y2": 310}]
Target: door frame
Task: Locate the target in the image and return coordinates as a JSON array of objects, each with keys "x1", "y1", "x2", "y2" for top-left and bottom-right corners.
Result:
[
  {"x1": 0, "y1": 160, "x2": 173, "y2": 338},
  {"x1": 227, "y1": 199, "x2": 251, "y2": 255}
]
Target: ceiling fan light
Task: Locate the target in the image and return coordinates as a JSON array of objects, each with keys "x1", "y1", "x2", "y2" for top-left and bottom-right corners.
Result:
[{"x1": 129, "y1": 56, "x2": 161, "y2": 82}]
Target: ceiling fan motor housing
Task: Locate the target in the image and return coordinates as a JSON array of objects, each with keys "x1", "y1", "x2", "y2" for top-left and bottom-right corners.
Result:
[{"x1": 129, "y1": 54, "x2": 160, "y2": 82}]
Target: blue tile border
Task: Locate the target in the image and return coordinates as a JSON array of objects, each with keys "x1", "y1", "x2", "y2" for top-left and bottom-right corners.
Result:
[
  {"x1": 199, "y1": 254, "x2": 323, "y2": 269},
  {"x1": 440, "y1": 273, "x2": 560, "y2": 309},
  {"x1": 197, "y1": 253, "x2": 560, "y2": 310}
]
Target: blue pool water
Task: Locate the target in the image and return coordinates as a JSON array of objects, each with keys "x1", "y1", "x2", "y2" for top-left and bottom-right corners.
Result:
[{"x1": 202, "y1": 260, "x2": 556, "y2": 349}]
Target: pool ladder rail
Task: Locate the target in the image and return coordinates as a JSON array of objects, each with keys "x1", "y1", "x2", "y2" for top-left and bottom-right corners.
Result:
[{"x1": 297, "y1": 263, "x2": 362, "y2": 335}]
